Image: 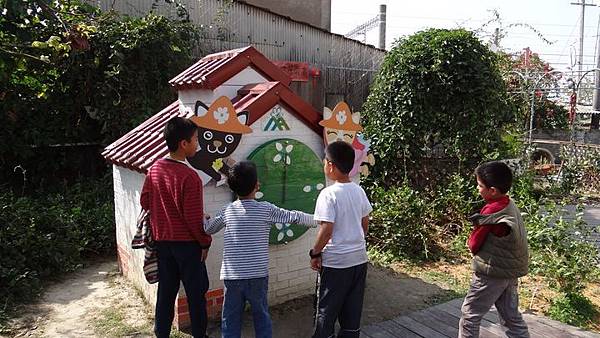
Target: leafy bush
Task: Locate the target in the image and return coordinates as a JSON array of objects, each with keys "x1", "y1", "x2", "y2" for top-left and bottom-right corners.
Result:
[
  {"x1": 1, "y1": 1, "x2": 203, "y2": 187},
  {"x1": 369, "y1": 185, "x2": 436, "y2": 259},
  {"x1": 526, "y1": 201, "x2": 600, "y2": 294},
  {"x1": 0, "y1": 176, "x2": 114, "y2": 315},
  {"x1": 362, "y1": 28, "x2": 512, "y2": 187},
  {"x1": 368, "y1": 174, "x2": 479, "y2": 260},
  {"x1": 547, "y1": 292, "x2": 598, "y2": 328},
  {"x1": 560, "y1": 146, "x2": 600, "y2": 197}
]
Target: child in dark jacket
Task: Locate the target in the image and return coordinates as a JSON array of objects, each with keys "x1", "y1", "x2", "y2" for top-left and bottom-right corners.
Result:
[{"x1": 459, "y1": 161, "x2": 530, "y2": 338}]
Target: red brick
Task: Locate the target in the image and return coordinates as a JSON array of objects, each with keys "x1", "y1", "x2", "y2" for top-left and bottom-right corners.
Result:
[
  {"x1": 177, "y1": 313, "x2": 190, "y2": 323},
  {"x1": 206, "y1": 288, "x2": 224, "y2": 298},
  {"x1": 177, "y1": 303, "x2": 189, "y2": 314},
  {"x1": 177, "y1": 297, "x2": 188, "y2": 307},
  {"x1": 215, "y1": 296, "x2": 224, "y2": 305}
]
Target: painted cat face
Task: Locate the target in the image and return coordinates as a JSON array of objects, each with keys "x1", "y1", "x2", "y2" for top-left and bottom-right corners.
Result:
[
  {"x1": 197, "y1": 127, "x2": 242, "y2": 158},
  {"x1": 187, "y1": 96, "x2": 252, "y2": 180},
  {"x1": 319, "y1": 102, "x2": 362, "y2": 146},
  {"x1": 324, "y1": 127, "x2": 356, "y2": 144}
]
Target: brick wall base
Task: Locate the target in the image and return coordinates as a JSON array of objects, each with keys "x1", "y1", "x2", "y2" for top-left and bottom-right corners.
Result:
[{"x1": 175, "y1": 288, "x2": 224, "y2": 329}]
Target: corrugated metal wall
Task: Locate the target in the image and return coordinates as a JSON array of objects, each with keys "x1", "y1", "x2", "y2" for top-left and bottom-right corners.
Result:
[{"x1": 92, "y1": 0, "x2": 385, "y2": 112}]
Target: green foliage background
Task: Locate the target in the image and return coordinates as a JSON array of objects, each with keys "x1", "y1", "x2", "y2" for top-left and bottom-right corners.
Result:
[{"x1": 362, "y1": 28, "x2": 513, "y2": 187}]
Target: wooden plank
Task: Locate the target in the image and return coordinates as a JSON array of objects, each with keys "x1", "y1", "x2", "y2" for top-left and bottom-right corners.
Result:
[
  {"x1": 433, "y1": 301, "x2": 504, "y2": 338},
  {"x1": 432, "y1": 301, "x2": 462, "y2": 319},
  {"x1": 362, "y1": 323, "x2": 398, "y2": 338},
  {"x1": 392, "y1": 316, "x2": 448, "y2": 338},
  {"x1": 362, "y1": 321, "x2": 421, "y2": 338},
  {"x1": 407, "y1": 309, "x2": 458, "y2": 337},
  {"x1": 422, "y1": 308, "x2": 460, "y2": 329},
  {"x1": 523, "y1": 314, "x2": 600, "y2": 338},
  {"x1": 378, "y1": 319, "x2": 423, "y2": 338},
  {"x1": 360, "y1": 331, "x2": 373, "y2": 338}
]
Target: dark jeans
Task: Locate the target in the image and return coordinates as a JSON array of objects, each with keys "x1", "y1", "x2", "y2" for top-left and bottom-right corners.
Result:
[
  {"x1": 155, "y1": 241, "x2": 209, "y2": 338},
  {"x1": 313, "y1": 263, "x2": 368, "y2": 338},
  {"x1": 222, "y1": 277, "x2": 272, "y2": 338}
]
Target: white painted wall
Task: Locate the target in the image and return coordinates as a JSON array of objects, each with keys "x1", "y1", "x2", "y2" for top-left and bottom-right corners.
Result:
[
  {"x1": 113, "y1": 165, "x2": 158, "y2": 305},
  {"x1": 177, "y1": 67, "x2": 268, "y2": 114}
]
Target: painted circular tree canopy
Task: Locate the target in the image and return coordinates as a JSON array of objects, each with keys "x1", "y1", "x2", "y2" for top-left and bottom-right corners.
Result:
[{"x1": 247, "y1": 138, "x2": 325, "y2": 245}]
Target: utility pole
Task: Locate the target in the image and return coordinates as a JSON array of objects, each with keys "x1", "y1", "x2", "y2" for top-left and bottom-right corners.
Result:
[
  {"x1": 345, "y1": 4, "x2": 387, "y2": 50},
  {"x1": 378, "y1": 4, "x2": 386, "y2": 50},
  {"x1": 571, "y1": 0, "x2": 596, "y2": 116},
  {"x1": 592, "y1": 13, "x2": 600, "y2": 129},
  {"x1": 492, "y1": 27, "x2": 500, "y2": 51},
  {"x1": 571, "y1": 0, "x2": 595, "y2": 74}
]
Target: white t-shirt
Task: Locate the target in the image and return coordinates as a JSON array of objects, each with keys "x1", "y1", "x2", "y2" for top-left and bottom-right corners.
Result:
[{"x1": 314, "y1": 181, "x2": 373, "y2": 268}]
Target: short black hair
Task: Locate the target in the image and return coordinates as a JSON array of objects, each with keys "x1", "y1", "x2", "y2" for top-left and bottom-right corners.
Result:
[
  {"x1": 475, "y1": 161, "x2": 513, "y2": 194},
  {"x1": 164, "y1": 117, "x2": 197, "y2": 152},
  {"x1": 325, "y1": 141, "x2": 355, "y2": 175},
  {"x1": 228, "y1": 161, "x2": 258, "y2": 197}
]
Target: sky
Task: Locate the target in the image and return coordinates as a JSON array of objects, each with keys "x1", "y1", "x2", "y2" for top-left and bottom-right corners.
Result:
[{"x1": 331, "y1": 0, "x2": 600, "y2": 73}]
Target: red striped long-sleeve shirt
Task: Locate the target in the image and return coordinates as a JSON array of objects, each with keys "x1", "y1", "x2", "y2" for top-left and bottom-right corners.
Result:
[{"x1": 140, "y1": 158, "x2": 211, "y2": 247}]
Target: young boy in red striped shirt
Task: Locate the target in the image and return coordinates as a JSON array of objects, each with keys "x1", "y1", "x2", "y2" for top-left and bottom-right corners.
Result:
[{"x1": 141, "y1": 117, "x2": 212, "y2": 338}]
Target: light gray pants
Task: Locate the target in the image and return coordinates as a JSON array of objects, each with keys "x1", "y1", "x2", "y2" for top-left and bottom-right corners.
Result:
[{"x1": 459, "y1": 273, "x2": 530, "y2": 338}]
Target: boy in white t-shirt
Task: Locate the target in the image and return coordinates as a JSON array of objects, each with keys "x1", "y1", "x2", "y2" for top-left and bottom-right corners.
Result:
[{"x1": 309, "y1": 141, "x2": 373, "y2": 338}]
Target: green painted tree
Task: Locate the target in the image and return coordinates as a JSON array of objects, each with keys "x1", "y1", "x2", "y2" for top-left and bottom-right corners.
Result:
[
  {"x1": 247, "y1": 139, "x2": 325, "y2": 244},
  {"x1": 362, "y1": 28, "x2": 512, "y2": 188}
]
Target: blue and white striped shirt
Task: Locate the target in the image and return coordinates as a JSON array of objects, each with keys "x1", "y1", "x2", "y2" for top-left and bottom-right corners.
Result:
[{"x1": 204, "y1": 199, "x2": 317, "y2": 280}]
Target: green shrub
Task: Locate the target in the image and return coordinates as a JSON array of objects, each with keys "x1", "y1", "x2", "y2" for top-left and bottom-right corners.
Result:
[
  {"x1": 369, "y1": 185, "x2": 437, "y2": 259},
  {"x1": 547, "y1": 292, "x2": 598, "y2": 328},
  {"x1": 368, "y1": 174, "x2": 479, "y2": 260},
  {"x1": 526, "y1": 201, "x2": 600, "y2": 294},
  {"x1": 0, "y1": 176, "x2": 114, "y2": 316},
  {"x1": 362, "y1": 28, "x2": 512, "y2": 187},
  {"x1": 1, "y1": 2, "x2": 204, "y2": 187}
]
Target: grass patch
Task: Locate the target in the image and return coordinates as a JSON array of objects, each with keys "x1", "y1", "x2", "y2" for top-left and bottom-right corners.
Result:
[{"x1": 93, "y1": 307, "x2": 153, "y2": 337}]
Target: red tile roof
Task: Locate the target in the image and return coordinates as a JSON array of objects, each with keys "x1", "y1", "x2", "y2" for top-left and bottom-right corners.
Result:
[
  {"x1": 103, "y1": 83, "x2": 322, "y2": 174},
  {"x1": 102, "y1": 102, "x2": 192, "y2": 174},
  {"x1": 169, "y1": 46, "x2": 292, "y2": 90},
  {"x1": 233, "y1": 82, "x2": 322, "y2": 135}
]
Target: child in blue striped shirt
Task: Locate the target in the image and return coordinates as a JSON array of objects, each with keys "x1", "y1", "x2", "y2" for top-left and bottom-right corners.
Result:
[{"x1": 204, "y1": 160, "x2": 317, "y2": 338}]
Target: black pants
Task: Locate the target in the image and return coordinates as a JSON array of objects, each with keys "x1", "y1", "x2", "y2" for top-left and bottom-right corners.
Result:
[
  {"x1": 155, "y1": 241, "x2": 209, "y2": 338},
  {"x1": 313, "y1": 263, "x2": 368, "y2": 338}
]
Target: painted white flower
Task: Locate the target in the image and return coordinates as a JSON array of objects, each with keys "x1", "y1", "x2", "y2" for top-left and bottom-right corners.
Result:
[
  {"x1": 275, "y1": 223, "x2": 294, "y2": 242},
  {"x1": 336, "y1": 110, "x2": 347, "y2": 125},
  {"x1": 214, "y1": 107, "x2": 229, "y2": 124},
  {"x1": 273, "y1": 142, "x2": 293, "y2": 164},
  {"x1": 256, "y1": 191, "x2": 264, "y2": 199},
  {"x1": 303, "y1": 183, "x2": 325, "y2": 193}
]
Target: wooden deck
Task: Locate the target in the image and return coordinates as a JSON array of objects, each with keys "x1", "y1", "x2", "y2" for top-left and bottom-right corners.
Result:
[{"x1": 360, "y1": 298, "x2": 600, "y2": 338}]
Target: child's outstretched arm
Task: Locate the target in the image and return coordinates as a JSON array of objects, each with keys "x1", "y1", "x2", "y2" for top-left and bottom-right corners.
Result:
[
  {"x1": 268, "y1": 204, "x2": 318, "y2": 228},
  {"x1": 204, "y1": 210, "x2": 226, "y2": 235}
]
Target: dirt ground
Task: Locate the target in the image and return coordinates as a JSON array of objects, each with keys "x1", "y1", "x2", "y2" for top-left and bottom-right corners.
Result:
[{"x1": 4, "y1": 258, "x2": 457, "y2": 338}]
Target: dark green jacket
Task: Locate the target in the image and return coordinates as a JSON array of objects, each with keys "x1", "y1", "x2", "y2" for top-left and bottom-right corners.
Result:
[{"x1": 470, "y1": 199, "x2": 529, "y2": 279}]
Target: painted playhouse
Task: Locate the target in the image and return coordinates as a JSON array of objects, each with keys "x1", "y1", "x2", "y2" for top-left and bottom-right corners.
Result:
[{"x1": 102, "y1": 46, "x2": 372, "y2": 328}]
